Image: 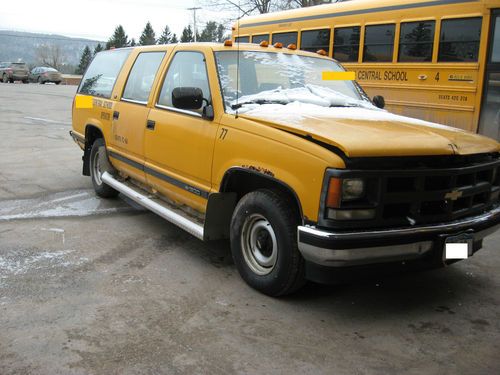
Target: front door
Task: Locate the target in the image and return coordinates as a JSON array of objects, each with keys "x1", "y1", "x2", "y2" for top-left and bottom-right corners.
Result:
[
  {"x1": 144, "y1": 50, "x2": 218, "y2": 212},
  {"x1": 479, "y1": 9, "x2": 500, "y2": 139}
]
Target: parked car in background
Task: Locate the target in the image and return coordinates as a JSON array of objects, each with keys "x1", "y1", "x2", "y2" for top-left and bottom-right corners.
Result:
[
  {"x1": 29, "y1": 67, "x2": 62, "y2": 84},
  {"x1": 0, "y1": 62, "x2": 29, "y2": 83}
]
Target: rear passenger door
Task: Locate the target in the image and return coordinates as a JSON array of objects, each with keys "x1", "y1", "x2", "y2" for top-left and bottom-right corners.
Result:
[
  {"x1": 109, "y1": 51, "x2": 166, "y2": 184},
  {"x1": 144, "y1": 50, "x2": 219, "y2": 210}
]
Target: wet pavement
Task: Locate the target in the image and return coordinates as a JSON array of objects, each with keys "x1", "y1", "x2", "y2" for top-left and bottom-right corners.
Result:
[{"x1": 0, "y1": 83, "x2": 499, "y2": 374}]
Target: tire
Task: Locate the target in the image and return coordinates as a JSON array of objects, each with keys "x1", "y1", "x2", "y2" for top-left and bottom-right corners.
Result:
[
  {"x1": 90, "y1": 138, "x2": 119, "y2": 198},
  {"x1": 55, "y1": 81, "x2": 61, "y2": 85},
  {"x1": 2, "y1": 74, "x2": 8, "y2": 83},
  {"x1": 38, "y1": 77, "x2": 45, "y2": 84},
  {"x1": 230, "y1": 189, "x2": 305, "y2": 296},
  {"x1": 22, "y1": 79, "x2": 28, "y2": 84}
]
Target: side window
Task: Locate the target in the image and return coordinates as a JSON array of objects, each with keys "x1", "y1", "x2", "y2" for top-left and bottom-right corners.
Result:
[
  {"x1": 122, "y1": 52, "x2": 165, "y2": 104},
  {"x1": 158, "y1": 51, "x2": 211, "y2": 114},
  {"x1": 334, "y1": 26, "x2": 361, "y2": 62},
  {"x1": 492, "y1": 16, "x2": 500, "y2": 62},
  {"x1": 78, "y1": 49, "x2": 131, "y2": 98},
  {"x1": 252, "y1": 34, "x2": 269, "y2": 44},
  {"x1": 272, "y1": 32, "x2": 298, "y2": 46},
  {"x1": 399, "y1": 21, "x2": 435, "y2": 62},
  {"x1": 235, "y1": 36, "x2": 250, "y2": 43},
  {"x1": 301, "y1": 29, "x2": 330, "y2": 53},
  {"x1": 438, "y1": 17, "x2": 482, "y2": 62},
  {"x1": 363, "y1": 24, "x2": 395, "y2": 62}
]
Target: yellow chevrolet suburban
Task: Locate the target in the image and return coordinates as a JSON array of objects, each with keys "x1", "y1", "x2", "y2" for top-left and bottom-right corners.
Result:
[{"x1": 71, "y1": 43, "x2": 500, "y2": 296}]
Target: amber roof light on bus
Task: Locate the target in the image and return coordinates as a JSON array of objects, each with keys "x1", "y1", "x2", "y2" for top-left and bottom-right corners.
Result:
[
  {"x1": 259, "y1": 40, "x2": 269, "y2": 47},
  {"x1": 224, "y1": 40, "x2": 233, "y2": 47},
  {"x1": 287, "y1": 44, "x2": 297, "y2": 50},
  {"x1": 316, "y1": 49, "x2": 327, "y2": 56},
  {"x1": 273, "y1": 42, "x2": 283, "y2": 48}
]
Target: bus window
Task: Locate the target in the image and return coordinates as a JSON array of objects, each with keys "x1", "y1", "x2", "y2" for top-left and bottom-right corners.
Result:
[
  {"x1": 235, "y1": 36, "x2": 250, "y2": 43},
  {"x1": 333, "y1": 26, "x2": 360, "y2": 62},
  {"x1": 398, "y1": 21, "x2": 435, "y2": 62},
  {"x1": 272, "y1": 32, "x2": 298, "y2": 46},
  {"x1": 300, "y1": 29, "x2": 330, "y2": 53},
  {"x1": 438, "y1": 17, "x2": 482, "y2": 62},
  {"x1": 363, "y1": 24, "x2": 395, "y2": 62},
  {"x1": 252, "y1": 34, "x2": 269, "y2": 44}
]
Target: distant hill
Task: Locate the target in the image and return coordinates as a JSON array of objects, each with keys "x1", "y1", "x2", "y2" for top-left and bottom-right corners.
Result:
[{"x1": 0, "y1": 30, "x2": 104, "y2": 73}]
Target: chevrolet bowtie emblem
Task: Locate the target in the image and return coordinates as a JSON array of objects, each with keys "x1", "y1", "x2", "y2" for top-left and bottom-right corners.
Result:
[{"x1": 445, "y1": 190, "x2": 463, "y2": 201}]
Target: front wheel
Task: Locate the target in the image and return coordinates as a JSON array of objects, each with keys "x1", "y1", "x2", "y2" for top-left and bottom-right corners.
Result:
[
  {"x1": 90, "y1": 138, "x2": 119, "y2": 198},
  {"x1": 230, "y1": 189, "x2": 305, "y2": 296}
]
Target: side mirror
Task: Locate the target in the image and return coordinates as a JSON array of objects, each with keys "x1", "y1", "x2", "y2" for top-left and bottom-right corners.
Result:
[
  {"x1": 372, "y1": 95, "x2": 385, "y2": 109},
  {"x1": 172, "y1": 87, "x2": 203, "y2": 110}
]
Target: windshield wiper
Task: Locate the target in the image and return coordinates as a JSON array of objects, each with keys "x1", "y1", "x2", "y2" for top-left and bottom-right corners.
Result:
[{"x1": 231, "y1": 99, "x2": 287, "y2": 110}]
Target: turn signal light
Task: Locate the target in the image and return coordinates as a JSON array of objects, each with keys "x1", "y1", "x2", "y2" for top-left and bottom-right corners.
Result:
[
  {"x1": 274, "y1": 42, "x2": 283, "y2": 48},
  {"x1": 259, "y1": 40, "x2": 269, "y2": 47},
  {"x1": 316, "y1": 49, "x2": 327, "y2": 56},
  {"x1": 326, "y1": 178, "x2": 342, "y2": 208},
  {"x1": 224, "y1": 40, "x2": 233, "y2": 47},
  {"x1": 287, "y1": 43, "x2": 297, "y2": 50}
]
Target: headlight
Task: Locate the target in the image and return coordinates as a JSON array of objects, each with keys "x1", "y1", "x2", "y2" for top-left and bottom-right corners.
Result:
[{"x1": 342, "y1": 178, "x2": 365, "y2": 201}]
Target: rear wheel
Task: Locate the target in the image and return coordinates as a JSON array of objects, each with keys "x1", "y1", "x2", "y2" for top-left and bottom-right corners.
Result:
[
  {"x1": 55, "y1": 81, "x2": 61, "y2": 85},
  {"x1": 230, "y1": 189, "x2": 305, "y2": 296},
  {"x1": 2, "y1": 74, "x2": 8, "y2": 83},
  {"x1": 90, "y1": 138, "x2": 119, "y2": 198},
  {"x1": 22, "y1": 79, "x2": 28, "y2": 84},
  {"x1": 38, "y1": 77, "x2": 44, "y2": 84}
]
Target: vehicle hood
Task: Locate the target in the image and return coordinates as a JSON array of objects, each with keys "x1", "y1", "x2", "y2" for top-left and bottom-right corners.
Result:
[{"x1": 238, "y1": 102, "x2": 500, "y2": 157}]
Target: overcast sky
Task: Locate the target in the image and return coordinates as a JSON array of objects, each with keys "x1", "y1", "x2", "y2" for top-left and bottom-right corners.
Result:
[{"x1": 0, "y1": 0, "x2": 237, "y2": 41}]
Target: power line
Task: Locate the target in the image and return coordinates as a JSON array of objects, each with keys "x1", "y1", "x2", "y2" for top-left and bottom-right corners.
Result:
[{"x1": 187, "y1": 7, "x2": 202, "y2": 42}]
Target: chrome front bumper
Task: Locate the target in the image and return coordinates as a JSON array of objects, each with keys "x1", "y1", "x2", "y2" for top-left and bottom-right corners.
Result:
[{"x1": 298, "y1": 206, "x2": 500, "y2": 267}]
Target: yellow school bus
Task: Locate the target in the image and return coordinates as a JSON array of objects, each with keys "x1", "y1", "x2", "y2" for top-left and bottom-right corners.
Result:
[{"x1": 232, "y1": 0, "x2": 500, "y2": 139}]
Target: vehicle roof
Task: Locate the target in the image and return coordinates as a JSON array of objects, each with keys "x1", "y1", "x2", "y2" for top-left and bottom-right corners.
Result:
[
  {"x1": 234, "y1": 0, "x2": 491, "y2": 29},
  {"x1": 108, "y1": 42, "x2": 333, "y2": 60}
]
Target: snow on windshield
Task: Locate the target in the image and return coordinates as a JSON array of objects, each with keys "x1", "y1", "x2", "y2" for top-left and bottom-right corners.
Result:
[{"x1": 215, "y1": 51, "x2": 368, "y2": 111}]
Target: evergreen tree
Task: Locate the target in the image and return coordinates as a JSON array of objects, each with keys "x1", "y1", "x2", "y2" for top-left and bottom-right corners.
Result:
[
  {"x1": 199, "y1": 21, "x2": 218, "y2": 42},
  {"x1": 76, "y1": 46, "x2": 92, "y2": 74},
  {"x1": 158, "y1": 25, "x2": 173, "y2": 44},
  {"x1": 106, "y1": 25, "x2": 129, "y2": 49},
  {"x1": 216, "y1": 24, "x2": 227, "y2": 42},
  {"x1": 139, "y1": 21, "x2": 156, "y2": 45},
  {"x1": 130, "y1": 38, "x2": 137, "y2": 47},
  {"x1": 171, "y1": 33, "x2": 179, "y2": 43},
  {"x1": 93, "y1": 43, "x2": 103, "y2": 55},
  {"x1": 180, "y1": 26, "x2": 194, "y2": 43}
]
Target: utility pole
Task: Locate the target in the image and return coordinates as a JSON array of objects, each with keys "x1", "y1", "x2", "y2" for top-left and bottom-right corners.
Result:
[{"x1": 187, "y1": 7, "x2": 201, "y2": 42}]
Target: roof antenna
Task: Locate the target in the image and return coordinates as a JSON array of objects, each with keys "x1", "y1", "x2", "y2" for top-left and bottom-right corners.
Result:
[{"x1": 235, "y1": 1, "x2": 241, "y2": 119}]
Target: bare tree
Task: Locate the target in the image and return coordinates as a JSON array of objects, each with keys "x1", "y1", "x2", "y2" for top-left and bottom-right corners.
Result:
[
  {"x1": 203, "y1": 0, "x2": 338, "y2": 16},
  {"x1": 35, "y1": 44, "x2": 65, "y2": 70}
]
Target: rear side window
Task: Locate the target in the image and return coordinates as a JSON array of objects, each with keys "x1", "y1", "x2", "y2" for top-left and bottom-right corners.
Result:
[
  {"x1": 399, "y1": 21, "x2": 435, "y2": 62},
  {"x1": 438, "y1": 17, "x2": 482, "y2": 62},
  {"x1": 334, "y1": 26, "x2": 361, "y2": 62},
  {"x1": 122, "y1": 52, "x2": 165, "y2": 104},
  {"x1": 272, "y1": 32, "x2": 298, "y2": 46},
  {"x1": 301, "y1": 29, "x2": 330, "y2": 53},
  {"x1": 363, "y1": 24, "x2": 395, "y2": 62},
  {"x1": 235, "y1": 36, "x2": 250, "y2": 43},
  {"x1": 252, "y1": 34, "x2": 269, "y2": 44},
  {"x1": 78, "y1": 49, "x2": 131, "y2": 98}
]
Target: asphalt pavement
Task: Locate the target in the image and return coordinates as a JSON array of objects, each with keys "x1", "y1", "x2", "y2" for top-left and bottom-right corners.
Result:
[{"x1": 0, "y1": 82, "x2": 499, "y2": 374}]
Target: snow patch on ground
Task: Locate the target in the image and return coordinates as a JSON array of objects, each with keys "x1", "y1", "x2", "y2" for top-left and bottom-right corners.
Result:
[
  {"x1": 0, "y1": 189, "x2": 135, "y2": 221},
  {"x1": 0, "y1": 249, "x2": 88, "y2": 277}
]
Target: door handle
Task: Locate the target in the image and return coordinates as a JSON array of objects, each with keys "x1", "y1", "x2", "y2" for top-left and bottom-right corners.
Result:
[
  {"x1": 113, "y1": 111, "x2": 119, "y2": 120},
  {"x1": 146, "y1": 119, "x2": 156, "y2": 130}
]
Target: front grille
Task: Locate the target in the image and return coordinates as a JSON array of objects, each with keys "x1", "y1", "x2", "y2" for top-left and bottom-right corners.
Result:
[{"x1": 321, "y1": 155, "x2": 500, "y2": 230}]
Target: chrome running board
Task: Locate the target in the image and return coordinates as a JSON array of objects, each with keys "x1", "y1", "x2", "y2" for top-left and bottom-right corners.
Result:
[{"x1": 101, "y1": 172, "x2": 204, "y2": 240}]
